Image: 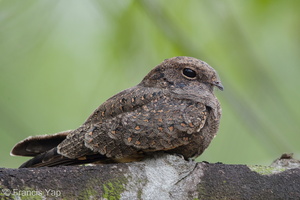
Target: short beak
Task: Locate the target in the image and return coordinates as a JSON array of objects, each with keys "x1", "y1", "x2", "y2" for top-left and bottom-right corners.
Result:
[{"x1": 213, "y1": 81, "x2": 224, "y2": 91}]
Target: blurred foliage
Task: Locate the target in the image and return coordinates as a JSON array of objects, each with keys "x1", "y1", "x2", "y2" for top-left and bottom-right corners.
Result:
[{"x1": 1, "y1": 0, "x2": 299, "y2": 168}]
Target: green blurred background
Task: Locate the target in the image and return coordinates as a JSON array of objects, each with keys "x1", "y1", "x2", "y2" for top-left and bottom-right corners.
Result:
[{"x1": 1, "y1": 0, "x2": 299, "y2": 168}]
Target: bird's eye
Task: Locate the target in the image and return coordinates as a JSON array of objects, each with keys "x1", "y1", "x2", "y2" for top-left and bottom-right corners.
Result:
[{"x1": 182, "y1": 68, "x2": 197, "y2": 79}]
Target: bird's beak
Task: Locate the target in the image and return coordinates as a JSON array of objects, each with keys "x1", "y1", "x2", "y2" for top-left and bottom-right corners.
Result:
[{"x1": 213, "y1": 81, "x2": 224, "y2": 91}]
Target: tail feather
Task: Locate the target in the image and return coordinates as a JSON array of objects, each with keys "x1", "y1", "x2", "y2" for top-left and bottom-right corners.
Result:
[
  {"x1": 12, "y1": 130, "x2": 116, "y2": 168},
  {"x1": 11, "y1": 130, "x2": 70, "y2": 157},
  {"x1": 19, "y1": 147, "x2": 112, "y2": 168}
]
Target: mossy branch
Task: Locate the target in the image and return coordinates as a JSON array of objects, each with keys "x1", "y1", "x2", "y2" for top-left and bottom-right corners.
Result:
[{"x1": 0, "y1": 154, "x2": 300, "y2": 200}]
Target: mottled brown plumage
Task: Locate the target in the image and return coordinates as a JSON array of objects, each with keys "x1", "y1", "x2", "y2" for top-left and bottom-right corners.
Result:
[{"x1": 11, "y1": 56, "x2": 223, "y2": 168}]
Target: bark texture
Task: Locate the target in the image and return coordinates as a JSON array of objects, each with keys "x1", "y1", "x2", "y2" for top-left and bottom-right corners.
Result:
[{"x1": 1, "y1": 154, "x2": 300, "y2": 200}]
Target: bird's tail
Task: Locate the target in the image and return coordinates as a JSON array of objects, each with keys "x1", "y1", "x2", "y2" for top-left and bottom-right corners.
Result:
[
  {"x1": 11, "y1": 130, "x2": 113, "y2": 168},
  {"x1": 19, "y1": 147, "x2": 110, "y2": 168},
  {"x1": 11, "y1": 130, "x2": 71, "y2": 157}
]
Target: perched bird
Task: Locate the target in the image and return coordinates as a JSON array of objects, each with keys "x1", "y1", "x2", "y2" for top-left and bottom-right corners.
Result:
[{"x1": 11, "y1": 56, "x2": 223, "y2": 168}]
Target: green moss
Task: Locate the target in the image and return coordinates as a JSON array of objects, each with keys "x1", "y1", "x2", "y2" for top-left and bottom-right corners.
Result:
[
  {"x1": 79, "y1": 187, "x2": 98, "y2": 199},
  {"x1": 137, "y1": 189, "x2": 142, "y2": 199},
  {"x1": 248, "y1": 165, "x2": 286, "y2": 175},
  {"x1": 19, "y1": 195, "x2": 43, "y2": 200},
  {"x1": 102, "y1": 178, "x2": 127, "y2": 200}
]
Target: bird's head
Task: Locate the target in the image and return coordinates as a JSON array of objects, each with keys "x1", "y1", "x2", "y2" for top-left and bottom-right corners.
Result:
[{"x1": 140, "y1": 56, "x2": 223, "y2": 93}]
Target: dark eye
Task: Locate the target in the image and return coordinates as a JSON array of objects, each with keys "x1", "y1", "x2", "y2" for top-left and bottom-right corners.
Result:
[{"x1": 182, "y1": 68, "x2": 197, "y2": 79}]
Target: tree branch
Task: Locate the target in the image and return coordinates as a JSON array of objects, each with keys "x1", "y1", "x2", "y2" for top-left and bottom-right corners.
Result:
[{"x1": 1, "y1": 154, "x2": 300, "y2": 199}]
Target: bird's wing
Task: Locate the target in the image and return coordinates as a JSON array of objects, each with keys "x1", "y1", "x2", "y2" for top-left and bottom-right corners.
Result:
[
  {"x1": 15, "y1": 86, "x2": 167, "y2": 167},
  {"x1": 57, "y1": 86, "x2": 169, "y2": 158},
  {"x1": 83, "y1": 90, "x2": 208, "y2": 159}
]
